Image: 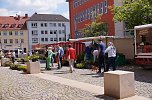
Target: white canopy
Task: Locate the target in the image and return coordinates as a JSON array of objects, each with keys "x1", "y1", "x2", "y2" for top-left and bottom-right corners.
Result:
[
  {"x1": 69, "y1": 36, "x2": 115, "y2": 42},
  {"x1": 134, "y1": 24, "x2": 152, "y2": 30}
]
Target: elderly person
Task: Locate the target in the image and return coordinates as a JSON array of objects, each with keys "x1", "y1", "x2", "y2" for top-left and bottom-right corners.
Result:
[
  {"x1": 105, "y1": 42, "x2": 116, "y2": 71},
  {"x1": 46, "y1": 47, "x2": 55, "y2": 70}
]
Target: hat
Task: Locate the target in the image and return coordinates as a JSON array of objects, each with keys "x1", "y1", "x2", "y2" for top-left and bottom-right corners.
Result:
[{"x1": 48, "y1": 47, "x2": 52, "y2": 50}]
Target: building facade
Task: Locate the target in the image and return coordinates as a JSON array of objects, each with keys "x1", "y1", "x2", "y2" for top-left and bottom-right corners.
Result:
[
  {"x1": 0, "y1": 14, "x2": 29, "y2": 53},
  {"x1": 27, "y1": 13, "x2": 70, "y2": 51},
  {"x1": 66, "y1": 0, "x2": 124, "y2": 38}
]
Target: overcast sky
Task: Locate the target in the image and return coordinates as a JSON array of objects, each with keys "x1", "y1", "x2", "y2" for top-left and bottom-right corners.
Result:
[{"x1": 0, "y1": 0, "x2": 69, "y2": 19}]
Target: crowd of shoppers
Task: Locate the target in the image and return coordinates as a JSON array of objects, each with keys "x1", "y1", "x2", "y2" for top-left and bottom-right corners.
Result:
[{"x1": 85, "y1": 40, "x2": 117, "y2": 73}]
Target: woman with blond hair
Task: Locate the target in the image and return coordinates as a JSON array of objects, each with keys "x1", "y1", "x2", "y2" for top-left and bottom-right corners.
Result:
[{"x1": 105, "y1": 42, "x2": 116, "y2": 71}]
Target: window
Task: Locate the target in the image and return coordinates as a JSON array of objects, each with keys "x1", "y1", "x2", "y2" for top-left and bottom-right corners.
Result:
[
  {"x1": 45, "y1": 31, "x2": 48, "y2": 34},
  {"x1": 32, "y1": 30, "x2": 38, "y2": 35},
  {"x1": 54, "y1": 38, "x2": 57, "y2": 41},
  {"x1": 44, "y1": 23, "x2": 47, "y2": 27},
  {"x1": 62, "y1": 23, "x2": 65, "y2": 27},
  {"x1": 53, "y1": 23, "x2": 56, "y2": 27},
  {"x1": 4, "y1": 24, "x2": 9, "y2": 28},
  {"x1": 59, "y1": 30, "x2": 61, "y2": 34},
  {"x1": 45, "y1": 38, "x2": 48, "y2": 42},
  {"x1": 11, "y1": 24, "x2": 16, "y2": 28},
  {"x1": 18, "y1": 24, "x2": 23, "y2": 28},
  {"x1": 104, "y1": 0, "x2": 108, "y2": 14},
  {"x1": 50, "y1": 30, "x2": 53, "y2": 34},
  {"x1": 31, "y1": 23, "x2": 37, "y2": 28},
  {"x1": 54, "y1": 30, "x2": 57, "y2": 34},
  {"x1": 99, "y1": 2, "x2": 103, "y2": 14},
  {"x1": 3, "y1": 31, "x2": 7, "y2": 36},
  {"x1": 62, "y1": 30, "x2": 65, "y2": 34},
  {"x1": 50, "y1": 38, "x2": 53, "y2": 41},
  {"x1": 15, "y1": 31, "x2": 18, "y2": 36},
  {"x1": 59, "y1": 38, "x2": 62, "y2": 41},
  {"x1": 10, "y1": 39, "x2": 13, "y2": 43},
  {"x1": 41, "y1": 38, "x2": 44, "y2": 42},
  {"x1": 50, "y1": 23, "x2": 53, "y2": 27},
  {"x1": 21, "y1": 39, "x2": 24, "y2": 43},
  {"x1": 20, "y1": 31, "x2": 23, "y2": 35},
  {"x1": 9, "y1": 31, "x2": 13, "y2": 35},
  {"x1": 15, "y1": 39, "x2": 18, "y2": 43},
  {"x1": 58, "y1": 23, "x2": 61, "y2": 27},
  {"x1": 32, "y1": 38, "x2": 38, "y2": 43},
  {"x1": 4, "y1": 39, "x2": 7, "y2": 43},
  {"x1": 63, "y1": 37, "x2": 65, "y2": 41},
  {"x1": 41, "y1": 23, "x2": 43, "y2": 27},
  {"x1": 41, "y1": 31, "x2": 44, "y2": 34}
]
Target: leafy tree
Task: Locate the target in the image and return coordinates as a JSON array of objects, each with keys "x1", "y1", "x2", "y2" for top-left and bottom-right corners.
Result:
[
  {"x1": 81, "y1": 14, "x2": 108, "y2": 37},
  {"x1": 111, "y1": 0, "x2": 152, "y2": 29}
]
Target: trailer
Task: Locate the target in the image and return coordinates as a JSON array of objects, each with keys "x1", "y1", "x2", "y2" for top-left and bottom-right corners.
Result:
[{"x1": 134, "y1": 24, "x2": 152, "y2": 66}]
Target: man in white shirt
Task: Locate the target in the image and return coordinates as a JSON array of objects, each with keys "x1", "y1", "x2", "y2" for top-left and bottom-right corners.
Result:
[{"x1": 105, "y1": 42, "x2": 116, "y2": 71}]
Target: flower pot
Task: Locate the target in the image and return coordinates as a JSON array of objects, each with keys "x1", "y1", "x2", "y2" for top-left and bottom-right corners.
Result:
[{"x1": 26, "y1": 61, "x2": 41, "y2": 74}]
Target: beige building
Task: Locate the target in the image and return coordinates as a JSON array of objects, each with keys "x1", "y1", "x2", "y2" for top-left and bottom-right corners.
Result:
[{"x1": 0, "y1": 14, "x2": 29, "y2": 54}]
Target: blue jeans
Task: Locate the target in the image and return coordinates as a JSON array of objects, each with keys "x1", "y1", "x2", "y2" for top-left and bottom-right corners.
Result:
[
  {"x1": 106, "y1": 57, "x2": 116, "y2": 71},
  {"x1": 58, "y1": 57, "x2": 62, "y2": 69}
]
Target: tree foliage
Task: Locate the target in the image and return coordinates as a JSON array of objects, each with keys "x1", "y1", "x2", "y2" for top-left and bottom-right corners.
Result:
[
  {"x1": 81, "y1": 14, "x2": 108, "y2": 37},
  {"x1": 112, "y1": 0, "x2": 152, "y2": 29}
]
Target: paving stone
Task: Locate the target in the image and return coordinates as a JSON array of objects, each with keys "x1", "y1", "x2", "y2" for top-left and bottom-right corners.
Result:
[
  {"x1": 42, "y1": 63, "x2": 152, "y2": 98},
  {"x1": 0, "y1": 67, "x2": 101, "y2": 100}
]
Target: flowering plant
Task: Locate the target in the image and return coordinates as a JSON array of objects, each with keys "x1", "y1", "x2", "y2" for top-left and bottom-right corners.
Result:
[{"x1": 29, "y1": 54, "x2": 39, "y2": 62}]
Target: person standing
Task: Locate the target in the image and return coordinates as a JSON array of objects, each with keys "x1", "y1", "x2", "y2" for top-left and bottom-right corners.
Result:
[
  {"x1": 66, "y1": 44, "x2": 76, "y2": 73},
  {"x1": 57, "y1": 45, "x2": 64, "y2": 69},
  {"x1": 105, "y1": 42, "x2": 116, "y2": 71},
  {"x1": 0, "y1": 50, "x2": 5, "y2": 66},
  {"x1": 11, "y1": 50, "x2": 16, "y2": 64},
  {"x1": 85, "y1": 43, "x2": 93, "y2": 62},
  {"x1": 97, "y1": 39, "x2": 106, "y2": 73},
  {"x1": 46, "y1": 47, "x2": 55, "y2": 70}
]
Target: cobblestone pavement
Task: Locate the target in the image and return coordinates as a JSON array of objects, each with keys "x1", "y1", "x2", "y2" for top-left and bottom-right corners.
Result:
[
  {"x1": 0, "y1": 67, "x2": 113, "y2": 100},
  {"x1": 42, "y1": 64, "x2": 152, "y2": 98}
]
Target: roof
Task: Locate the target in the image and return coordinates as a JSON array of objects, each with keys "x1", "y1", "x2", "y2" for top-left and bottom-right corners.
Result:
[
  {"x1": 134, "y1": 24, "x2": 152, "y2": 30},
  {"x1": 0, "y1": 15, "x2": 29, "y2": 30},
  {"x1": 28, "y1": 14, "x2": 69, "y2": 22}
]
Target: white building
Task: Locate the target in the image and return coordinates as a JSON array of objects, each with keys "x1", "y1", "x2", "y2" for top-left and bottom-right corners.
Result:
[{"x1": 27, "y1": 13, "x2": 70, "y2": 51}]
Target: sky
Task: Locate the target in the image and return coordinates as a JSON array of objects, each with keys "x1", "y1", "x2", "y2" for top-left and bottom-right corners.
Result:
[{"x1": 0, "y1": 0, "x2": 69, "y2": 19}]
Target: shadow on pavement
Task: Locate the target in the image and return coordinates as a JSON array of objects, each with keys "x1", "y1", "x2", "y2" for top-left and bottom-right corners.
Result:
[
  {"x1": 53, "y1": 70, "x2": 70, "y2": 74},
  {"x1": 117, "y1": 66, "x2": 152, "y2": 84},
  {"x1": 80, "y1": 73, "x2": 104, "y2": 78},
  {"x1": 94, "y1": 94, "x2": 116, "y2": 100}
]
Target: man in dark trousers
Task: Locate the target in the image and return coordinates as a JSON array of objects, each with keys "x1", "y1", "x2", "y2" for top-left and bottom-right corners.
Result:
[{"x1": 97, "y1": 39, "x2": 106, "y2": 73}]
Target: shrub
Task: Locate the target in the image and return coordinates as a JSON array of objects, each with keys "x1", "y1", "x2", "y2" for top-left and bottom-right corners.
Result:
[
  {"x1": 10, "y1": 64, "x2": 19, "y2": 70},
  {"x1": 75, "y1": 62, "x2": 85, "y2": 69},
  {"x1": 38, "y1": 54, "x2": 46, "y2": 60},
  {"x1": 62, "y1": 60, "x2": 69, "y2": 66},
  {"x1": 76, "y1": 52, "x2": 85, "y2": 63},
  {"x1": 3, "y1": 61, "x2": 13, "y2": 67},
  {"x1": 18, "y1": 65, "x2": 27, "y2": 71},
  {"x1": 29, "y1": 54, "x2": 39, "y2": 62}
]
